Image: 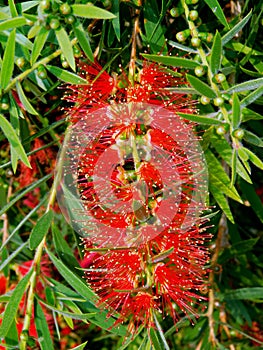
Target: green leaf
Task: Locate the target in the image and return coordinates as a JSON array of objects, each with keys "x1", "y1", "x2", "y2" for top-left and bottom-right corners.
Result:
[
  {"x1": 168, "y1": 40, "x2": 197, "y2": 54},
  {"x1": 0, "y1": 113, "x2": 31, "y2": 171},
  {"x1": 186, "y1": 74, "x2": 217, "y2": 98},
  {"x1": 4, "y1": 320, "x2": 19, "y2": 348},
  {"x1": 209, "y1": 182, "x2": 234, "y2": 223},
  {"x1": 225, "y1": 78, "x2": 263, "y2": 93},
  {"x1": 73, "y1": 21, "x2": 93, "y2": 62},
  {"x1": 242, "y1": 107, "x2": 263, "y2": 122},
  {"x1": 153, "y1": 313, "x2": 170, "y2": 350},
  {"x1": 0, "y1": 242, "x2": 28, "y2": 272},
  {"x1": 203, "y1": 0, "x2": 229, "y2": 28},
  {"x1": 177, "y1": 112, "x2": 221, "y2": 125},
  {"x1": 149, "y1": 327, "x2": 163, "y2": 350},
  {"x1": 222, "y1": 10, "x2": 252, "y2": 46},
  {"x1": 35, "y1": 300, "x2": 55, "y2": 350},
  {"x1": 219, "y1": 238, "x2": 259, "y2": 263},
  {"x1": 52, "y1": 223, "x2": 80, "y2": 270},
  {"x1": 0, "y1": 29, "x2": 15, "y2": 89},
  {"x1": 0, "y1": 269, "x2": 33, "y2": 338},
  {"x1": 231, "y1": 149, "x2": 237, "y2": 186},
  {"x1": 8, "y1": 0, "x2": 18, "y2": 17},
  {"x1": 210, "y1": 134, "x2": 252, "y2": 183},
  {"x1": 46, "y1": 65, "x2": 88, "y2": 85},
  {"x1": 240, "y1": 84, "x2": 263, "y2": 108},
  {"x1": 232, "y1": 93, "x2": 241, "y2": 128},
  {"x1": 142, "y1": 54, "x2": 200, "y2": 69},
  {"x1": 31, "y1": 26, "x2": 49, "y2": 65},
  {"x1": 16, "y1": 81, "x2": 39, "y2": 115},
  {"x1": 72, "y1": 4, "x2": 116, "y2": 19},
  {"x1": 205, "y1": 149, "x2": 243, "y2": 203},
  {"x1": 37, "y1": 299, "x2": 95, "y2": 321},
  {"x1": 240, "y1": 180, "x2": 263, "y2": 224},
  {"x1": 71, "y1": 342, "x2": 88, "y2": 350},
  {"x1": 111, "y1": 0, "x2": 120, "y2": 41},
  {"x1": 223, "y1": 287, "x2": 263, "y2": 301},
  {"x1": 55, "y1": 27, "x2": 75, "y2": 71},
  {"x1": 242, "y1": 147, "x2": 263, "y2": 170},
  {"x1": 243, "y1": 130, "x2": 263, "y2": 147},
  {"x1": 0, "y1": 173, "x2": 52, "y2": 217},
  {"x1": 29, "y1": 211, "x2": 53, "y2": 250},
  {"x1": 143, "y1": 1, "x2": 167, "y2": 53},
  {"x1": 46, "y1": 249, "x2": 98, "y2": 302},
  {"x1": 210, "y1": 31, "x2": 222, "y2": 74},
  {"x1": 0, "y1": 16, "x2": 26, "y2": 30}
]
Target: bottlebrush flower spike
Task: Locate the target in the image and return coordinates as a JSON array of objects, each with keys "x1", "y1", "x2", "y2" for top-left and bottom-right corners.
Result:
[{"x1": 58, "y1": 60, "x2": 210, "y2": 331}]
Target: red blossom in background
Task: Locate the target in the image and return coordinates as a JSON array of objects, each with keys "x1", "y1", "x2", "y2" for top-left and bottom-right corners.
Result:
[{"x1": 60, "y1": 61, "x2": 211, "y2": 332}]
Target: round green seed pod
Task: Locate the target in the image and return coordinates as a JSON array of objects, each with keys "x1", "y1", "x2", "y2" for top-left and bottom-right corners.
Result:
[
  {"x1": 49, "y1": 18, "x2": 61, "y2": 30},
  {"x1": 39, "y1": 0, "x2": 51, "y2": 12},
  {"x1": 176, "y1": 29, "x2": 191, "y2": 42},
  {"x1": 214, "y1": 73, "x2": 226, "y2": 84},
  {"x1": 215, "y1": 125, "x2": 227, "y2": 136},
  {"x1": 16, "y1": 57, "x2": 26, "y2": 69},
  {"x1": 59, "y1": 3, "x2": 72, "y2": 15},
  {"x1": 189, "y1": 10, "x2": 198, "y2": 21},
  {"x1": 65, "y1": 14, "x2": 76, "y2": 25}
]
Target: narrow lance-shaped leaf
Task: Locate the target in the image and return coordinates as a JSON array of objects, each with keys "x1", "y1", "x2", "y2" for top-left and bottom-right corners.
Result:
[
  {"x1": 73, "y1": 21, "x2": 93, "y2": 62},
  {"x1": 0, "y1": 113, "x2": 31, "y2": 171},
  {"x1": 0, "y1": 29, "x2": 16, "y2": 89},
  {"x1": 203, "y1": 0, "x2": 229, "y2": 28},
  {"x1": 222, "y1": 10, "x2": 253, "y2": 46},
  {"x1": 186, "y1": 74, "x2": 217, "y2": 98},
  {"x1": 46, "y1": 249, "x2": 98, "y2": 302},
  {"x1": 232, "y1": 93, "x2": 241, "y2": 128},
  {"x1": 29, "y1": 210, "x2": 53, "y2": 250},
  {"x1": 0, "y1": 269, "x2": 33, "y2": 338},
  {"x1": 8, "y1": 0, "x2": 18, "y2": 17},
  {"x1": 210, "y1": 182, "x2": 234, "y2": 223},
  {"x1": 72, "y1": 4, "x2": 116, "y2": 19},
  {"x1": 241, "y1": 85, "x2": 263, "y2": 108},
  {"x1": 242, "y1": 147, "x2": 263, "y2": 170},
  {"x1": 31, "y1": 26, "x2": 49, "y2": 65},
  {"x1": 0, "y1": 16, "x2": 26, "y2": 31},
  {"x1": 55, "y1": 27, "x2": 75, "y2": 71},
  {"x1": 112, "y1": 0, "x2": 120, "y2": 41},
  {"x1": 35, "y1": 300, "x2": 55, "y2": 350},
  {"x1": 231, "y1": 149, "x2": 237, "y2": 186},
  {"x1": 46, "y1": 65, "x2": 88, "y2": 85},
  {"x1": 71, "y1": 342, "x2": 88, "y2": 350},
  {"x1": 142, "y1": 54, "x2": 200, "y2": 69},
  {"x1": 243, "y1": 130, "x2": 263, "y2": 147},
  {"x1": 177, "y1": 112, "x2": 221, "y2": 125},
  {"x1": 224, "y1": 288, "x2": 263, "y2": 301},
  {"x1": 16, "y1": 81, "x2": 39, "y2": 115},
  {"x1": 226, "y1": 77, "x2": 263, "y2": 93},
  {"x1": 210, "y1": 31, "x2": 222, "y2": 74}
]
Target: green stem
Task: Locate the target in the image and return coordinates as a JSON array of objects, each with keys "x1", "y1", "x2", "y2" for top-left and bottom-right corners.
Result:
[{"x1": 3, "y1": 38, "x2": 78, "y2": 95}]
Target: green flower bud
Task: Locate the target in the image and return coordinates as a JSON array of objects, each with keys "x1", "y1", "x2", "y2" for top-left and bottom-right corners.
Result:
[
  {"x1": 39, "y1": 0, "x2": 51, "y2": 12},
  {"x1": 191, "y1": 37, "x2": 201, "y2": 47},
  {"x1": 200, "y1": 96, "x2": 210, "y2": 105},
  {"x1": 213, "y1": 96, "x2": 224, "y2": 107},
  {"x1": 60, "y1": 3, "x2": 72, "y2": 15},
  {"x1": 214, "y1": 73, "x2": 226, "y2": 84},
  {"x1": 233, "y1": 129, "x2": 244, "y2": 140},
  {"x1": 49, "y1": 18, "x2": 61, "y2": 30},
  {"x1": 189, "y1": 10, "x2": 198, "y2": 21},
  {"x1": 176, "y1": 29, "x2": 191, "y2": 42},
  {"x1": 16, "y1": 57, "x2": 26, "y2": 69},
  {"x1": 194, "y1": 65, "x2": 206, "y2": 77},
  {"x1": 215, "y1": 125, "x2": 227, "y2": 135},
  {"x1": 64, "y1": 14, "x2": 76, "y2": 25}
]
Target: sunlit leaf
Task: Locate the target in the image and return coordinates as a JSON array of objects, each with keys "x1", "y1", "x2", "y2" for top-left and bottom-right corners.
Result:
[
  {"x1": 55, "y1": 27, "x2": 75, "y2": 71},
  {"x1": 16, "y1": 81, "x2": 39, "y2": 115},
  {"x1": 224, "y1": 287, "x2": 263, "y2": 301},
  {"x1": 72, "y1": 4, "x2": 116, "y2": 19},
  {"x1": 210, "y1": 31, "x2": 222, "y2": 74},
  {"x1": 226, "y1": 77, "x2": 263, "y2": 93},
  {"x1": 73, "y1": 21, "x2": 93, "y2": 62},
  {"x1": 177, "y1": 112, "x2": 221, "y2": 125},
  {"x1": 243, "y1": 130, "x2": 263, "y2": 147},
  {"x1": 0, "y1": 113, "x2": 31, "y2": 171},
  {"x1": 240, "y1": 85, "x2": 263, "y2": 108},
  {"x1": 231, "y1": 93, "x2": 241, "y2": 128},
  {"x1": 0, "y1": 29, "x2": 15, "y2": 89},
  {"x1": 242, "y1": 147, "x2": 263, "y2": 170},
  {"x1": 0, "y1": 16, "x2": 26, "y2": 30},
  {"x1": 29, "y1": 211, "x2": 53, "y2": 250},
  {"x1": 31, "y1": 26, "x2": 49, "y2": 65},
  {"x1": 46, "y1": 65, "x2": 88, "y2": 85},
  {"x1": 142, "y1": 54, "x2": 200, "y2": 69}
]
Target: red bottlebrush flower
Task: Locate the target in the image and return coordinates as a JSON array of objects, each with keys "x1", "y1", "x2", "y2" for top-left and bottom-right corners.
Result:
[
  {"x1": 59, "y1": 60, "x2": 211, "y2": 332},
  {"x1": 81, "y1": 225, "x2": 211, "y2": 331}
]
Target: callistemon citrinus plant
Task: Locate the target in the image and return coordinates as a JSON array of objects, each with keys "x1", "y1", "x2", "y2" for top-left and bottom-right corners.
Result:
[{"x1": 57, "y1": 61, "x2": 211, "y2": 332}]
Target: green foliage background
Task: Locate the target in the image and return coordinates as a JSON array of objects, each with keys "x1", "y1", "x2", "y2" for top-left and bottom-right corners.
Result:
[{"x1": 0, "y1": 0, "x2": 263, "y2": 349}]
